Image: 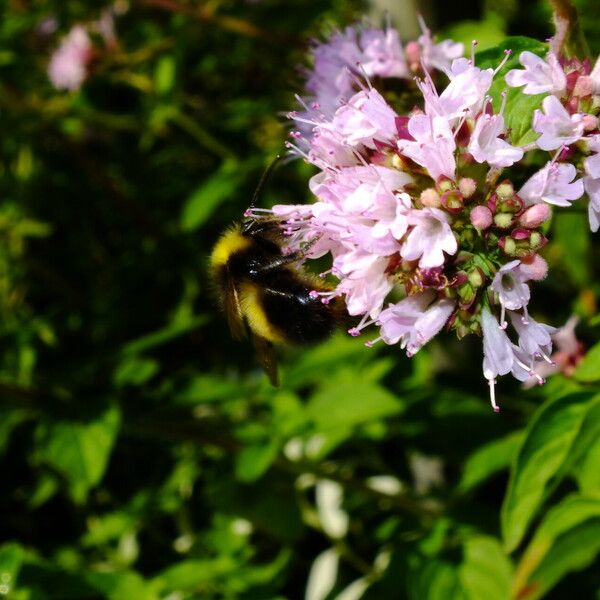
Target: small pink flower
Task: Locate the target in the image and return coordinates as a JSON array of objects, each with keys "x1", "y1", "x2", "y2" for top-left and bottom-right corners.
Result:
[
  {"x1": 324, "y1": 88, "x2": 398, "y2": 150},
  {"x1": 519, "y1": 161, "x2": 584, "y2": 207},
  {"x1": 505, "y1": 51, "x2": 566, "y2": 96},
  {"x1": 418, "y1": 22, "x2": 464, "y2": 73},
  {"x1": 401, "y1": 207, "x2": 458, "y2": 269},
  {"x1": 334, "y1": 251, "x2": 393, "y2": 318},
  {"x1": 419, "y1": 59, "x2": 493, "y2": 122},
  {"x1": 376, "y1": 290, "x2": 455, "y2": 355},
  {"x1": 397, "y1": 114, "x2": 456, "y2": 180},
  {"x1": 509, "y1": 312, "x2": 556, "y2": 357},
  {"x1": 583, "y1": 175, "x2": 600, "y2": 232},
  {"x1": 532, "y1": 95, "x2": 584, "y2": 150},
  {"x1": 468, "y1": 113, "x2": 524, "y2": 167},
  {"x1": 360, "y1": 27, "x2": 409, "y2": 78},
  {"x1": 491, "y1": 260, "x2": 531, "y2": 318},
  {"x1": 481, "y1": 307, "x2": 514, "y2": 410},
  {"x1": 584, "y1": 134, "x2": 600, "y2": 179},
  {"x1": 48, "y1": 25, "x2": 92, "y2": 91}
]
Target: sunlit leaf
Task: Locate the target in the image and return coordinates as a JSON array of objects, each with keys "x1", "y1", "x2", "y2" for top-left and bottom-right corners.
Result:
[
  {"x1": 501, "y1": 392, "x2": 597, "y2": 552},
  {"x1": 34, "y1": 405, "x2": 121, "y2": 503},
  {"x1": 512, "y1": 495, "x2": 600, "y2": 600}
]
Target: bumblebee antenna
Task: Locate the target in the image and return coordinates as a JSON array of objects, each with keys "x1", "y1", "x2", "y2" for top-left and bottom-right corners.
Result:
[{"x1": 249, "y1": 154, "x2": 283, "y2": 209}]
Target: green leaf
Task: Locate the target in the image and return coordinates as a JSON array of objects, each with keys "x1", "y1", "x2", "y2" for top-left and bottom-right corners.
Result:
[
  {"x1": 569, "y1": 399, "x2": 600, "y2": 493},
  {"x1": 512, "y1": 495, "x2": 600, "y2": 600},
  {"x1": 0, "y1": 543, "x2": 24, "y2": 596},
  {"x1": 0, "y1": 408, "x2": 27, "y2": 454},
  {"x1": 459, "y1": 536, "x2": 513, "y2": 600},
  {"x1": 113, "y1": 356, "x2": 159, "y2": 387},
  {"x1": 574, "y1": 340, "x2": 600, "y2": 382},
  {"x1": 409, "y1": 559, "x2": 467, "y2": 600},
  {"x1": 121, "y1": 315, "x2": 208, "y2": 356},
  {"x1": 501, "y1": 392, "x2": 596, "y2": 552},
  {"x1": 305, "y1": 380, "x2": 403, "y2": 431},
  {"x1": 235, "y1": 437, "x2": 280, "y2": 482},
  {"x1": 458, "y1": 431, "x2": 524, "y2": 494},
  {"x1": 553, "y1": 212, "x2": 591, "y2": 287},
  {"x1": 180, "y1": 160, "x2": 243, "y2": 231},
  {"x1": 154, "y1": 556, "x2": 238, "y2": 592},
  {"x1": 34, "y1": 405, "x2": 121, "y2": 503},
  {"x1": 154, "y1": 55, "x2": 176, "y2": 95},
  {"x1": 283, "y1": 334, "x2": 370, "y2": 389},
  {"x1": 84, "y1": 570, "x2": 159, "y2": 600}
]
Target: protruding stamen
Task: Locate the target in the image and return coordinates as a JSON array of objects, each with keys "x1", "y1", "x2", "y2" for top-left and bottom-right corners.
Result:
[
  {"x1": 493, "y1": 48, "x2": 513, "y2": 76},
  {"x1": 488, "y1": 378, "x2": 500, "y2": 412}
]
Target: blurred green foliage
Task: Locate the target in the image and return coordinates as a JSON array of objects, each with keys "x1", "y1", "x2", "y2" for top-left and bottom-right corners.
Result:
[{"x1": 1, "y1": 1, "x2": 600, "y2": 599}]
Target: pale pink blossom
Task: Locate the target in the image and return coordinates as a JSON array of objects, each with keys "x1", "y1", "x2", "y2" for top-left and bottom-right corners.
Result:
[
  {"x1": 397, "y1": 114, "x2": 456, "y2": 180},
  {"x1": 583, "y1": 134, "x2": 600, "y2": 178},
  {"x1": 321, "y1": 88, "x2": 398, "y2": 151},
  {"x1": 375, "y1": 290, "x2": 455, "y2": 355},
  {"x1": 334, "y1": 251, "x2": 393, "y2": 318},
  {"x1": 490, "y1": 260, "x2": 531, "y2": 326},
  {"x1": 505, "y1": 51, "x2": 567, "y2": 96},
  {"x1": 583, "y1": 175, "x2": 600, "y2": 232},
  {"x1": 468, "y1": 113, "x2": 524, "y2": 167},
  {"x1": 532, "y1": 95, "x2": 584, "y2": 150},
  {"x1": 519, "y1": 161, "x2": 584, "y2": 207},
  {"x1": 418, "y1": 60, "x2": 493, "y2": 122},
  {"x1": 359, "y1": 28, "x2": 408, "y2": 78},
  {"x1": 417, "y1": 21, "x2": 464, "y2": 73},
  {"x1": 481, "y1": 308, "x2": 514, "y2": 411},
  {"x1": 509, "y1": 312, "x2": 556, "y2": 358},
  {"x1": 48, "y1": 25, "x2": 92, "y2": 91},
  {"x1": 589, "y1": 55, "x2": 600, "y2": 94},
  {"x1": 401, "y1": 208, "x2": 458, "y2": 268},
  {"x1": 525, "y1": 316, "x2": 584, "y2": 387}
]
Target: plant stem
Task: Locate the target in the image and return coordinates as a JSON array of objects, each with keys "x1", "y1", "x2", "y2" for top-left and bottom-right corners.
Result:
[{"x1": 549, "y1": 0, "x2": 590, "y2": 59}]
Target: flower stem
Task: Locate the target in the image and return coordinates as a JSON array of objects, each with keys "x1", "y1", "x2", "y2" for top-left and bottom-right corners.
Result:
[{"x1": 549, "y1": 0, "x2": 590, "y2": 59}]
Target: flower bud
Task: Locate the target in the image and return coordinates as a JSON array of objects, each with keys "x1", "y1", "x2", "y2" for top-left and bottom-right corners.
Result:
[
  {"x1": 458, "y1": 177, "x2": 477, "y2": 199},
  {"x1": 511, "y1": 228, "x2": 531, "y2": 241},
  {"x1": 420, "y1": 187, "x2": 441, "y2": 208},
  {"x1": 499, "y1": 236, "x2": 517, "y2": 256},
  {"x1": 405, "y1": 41, "x2": 421, "y2": 70},
  {"x1": 437, "y1": 176, "x2": 454, "y2": 194},
  {"x1": 519, "y1": 254, "x2": 549, "y2": 281},
  {"x1": 441, "y1": 189, "x2": 464, "y2": 213},
  {"x1": 494, "y1": 213, "x2": 514, "y2": 229},
  {"x1": 519, "y1": 203, "x2": 551, "y2": 228},
  {"x1": 496, "y1": 181, "x2": 514, "y2": 201},
  {"x1": 574, "y1": 75, "x2": 594, "y2": 97},
  {"x1": 529, "y1": 231, "x2": 548, "y2": 250},
  {"x1": 470, "y1": 205, "x2": 492, "y2": 230},
  {"x1": 468, "y1": 267, "x2": 485, "y2": 288},
  {"x1": 583, "y1": 114, "x2": 599, "y2": 131}
]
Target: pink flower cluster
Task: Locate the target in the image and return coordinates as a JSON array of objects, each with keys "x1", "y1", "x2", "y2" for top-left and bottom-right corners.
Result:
[
  {"x1": 292, "y1": 20, "x2": 463, "y2": 140},
  {"x1": 249, "y1": 25, "x2": 598, "y2": 411}
]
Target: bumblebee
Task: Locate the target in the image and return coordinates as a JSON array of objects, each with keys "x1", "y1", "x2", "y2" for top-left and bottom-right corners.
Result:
[{"x1": 210, "y1": 217, "x2": 346, "y2": 385}]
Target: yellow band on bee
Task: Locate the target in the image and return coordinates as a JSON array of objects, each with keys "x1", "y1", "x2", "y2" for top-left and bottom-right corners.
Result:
[
  {"x1": 239, "y1": 283, "x2": 285, "y2": 343},
  {"x1": 210, "y1": 227, "x2": 251, "y2": 269}
]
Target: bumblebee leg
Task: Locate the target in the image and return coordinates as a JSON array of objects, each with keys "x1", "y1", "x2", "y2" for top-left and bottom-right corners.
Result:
[{"x1": 252, "y1": 334, "x2": 279, "y2": 386}]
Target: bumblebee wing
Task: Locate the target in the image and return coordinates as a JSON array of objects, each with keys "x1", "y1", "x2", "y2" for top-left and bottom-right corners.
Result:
[
  {"x1": 252, "y1": 334, "x2": 279, "y2": 386},
  {"x1": 223, "y1": 267, "x2": 246, "y2": 340}
]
